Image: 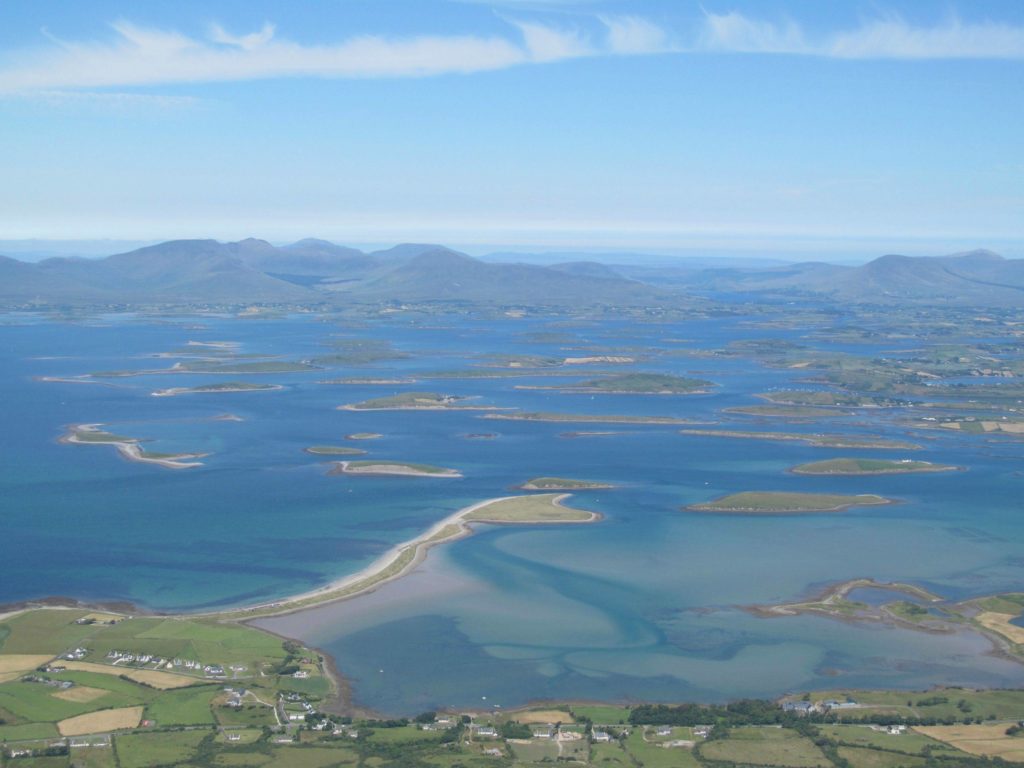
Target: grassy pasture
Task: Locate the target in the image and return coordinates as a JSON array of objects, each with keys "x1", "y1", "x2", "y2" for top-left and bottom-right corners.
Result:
[
  {"x1": 142, "y1": 684, "x2": 218, "y2": 725},
  {"x1": 698, "y1": 727, "x2": 830, "y2": 767},
  {"x1": 114, "y1": 729, "x2": 210, "y2": 768}
]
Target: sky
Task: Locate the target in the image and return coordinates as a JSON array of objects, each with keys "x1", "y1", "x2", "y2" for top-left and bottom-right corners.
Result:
[{"x1": 1, "y1": 0, "x2": 1022, "y2": 259}]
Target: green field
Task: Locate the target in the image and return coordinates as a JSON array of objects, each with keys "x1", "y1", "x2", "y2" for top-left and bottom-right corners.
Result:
[
  {"x1": 817, "y1": 724, "x2": 953, "y2": 755},
  {"x1": 688, "y1": 491, "x2": 893, "y2": 514},
  {"x1": 114, "y1": 729, "x2": 211, "y2": 768},
  {"x1": 569, "y1": 704, "x2": 633, "y2": 724},
  {"x1": 622, "y1": 731, "x2": 700, "y2": 768},
  {"x1": 791, "y1": 458, "x2": 958, "y2": 475},
  {"x1": 836, "y1": 746, "x2": 926, "y2": 767},
  {"x1": 697, "y1": 727, "x2": 830, "y2": 767},
  {"x1": 143, "y1": 685, "x2": 218, "y2": 725}
]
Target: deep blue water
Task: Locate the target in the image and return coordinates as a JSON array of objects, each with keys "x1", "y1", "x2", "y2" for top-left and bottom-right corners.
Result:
[{"x1": 3, "y1": 311, "x2": 1024, "y2": 713}]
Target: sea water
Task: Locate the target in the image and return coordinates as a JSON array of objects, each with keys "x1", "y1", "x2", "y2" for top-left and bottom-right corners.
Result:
[{"x1": 2, "y1": 311, "x2": 1023, "y2": 712}]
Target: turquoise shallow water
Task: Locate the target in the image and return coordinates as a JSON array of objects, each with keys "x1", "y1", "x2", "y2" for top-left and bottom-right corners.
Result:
[{"x1": 3, "y1": 311, "x2": 1024, "y2": 713}]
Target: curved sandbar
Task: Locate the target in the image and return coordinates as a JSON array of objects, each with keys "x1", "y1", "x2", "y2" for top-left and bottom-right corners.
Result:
[
  {"x1": 151, "y1": 382, "x2": 283, "y2": 397},
  {"x1": 60, "y1": 424, "x2": 208, "y2": 470},
  {"x1": 214, "y1": 494, "x2": 598, "y2": 620},
  {"x1": 686, "y1": 491, "x2": 894, "y2": 515},
  {"x1": 790, "y1": 458, "x2": 960, "y2": 475},
  {"x1": 328, "y1": 460, "x2": 461, "y2": 478}
]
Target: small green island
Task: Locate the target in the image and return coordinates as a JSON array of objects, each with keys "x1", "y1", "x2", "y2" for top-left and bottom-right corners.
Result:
[
  {"x1": 304, "y1": 445, "x2": 367, "y2": 456},
  {"x1": 328, "y1": 460, "x2": 462, "y2": 478},
  {"x1": 340, "y1": 392, "x2": 496, "y2": 411},
  {"x1": 519, "y1": 477, "x2": 614, "y2": 490},
  {"x1": 464, "y1": 493, "x2": 597, "y2": 523},
  {"x1": 60, "y1": 424, "x2": 208, "y2": 469},
  {"x1": 687, "y1": 491, "x2": 894, "y2": 514},
  {"x1": 791, "y1": 458, "x2": 959, "y2": 475},
  {"x1": 485, "y1": 412, "x2": 695, "y2": 425},
  {"x1": 518, "y1": 372, "x2": 713, "y2": 394},
  {"x1": 759, "y1": 389, "x2": 913, "y2": 408},
  {"x1": 679, "y1": 428, "x2": 921, "y2": 450},
  {"x1": 151, "y1": 381, "x2": 283, "y2": 397},
  {"x1": 724, "y1": 405, "x2": 849, "y2": 418}
]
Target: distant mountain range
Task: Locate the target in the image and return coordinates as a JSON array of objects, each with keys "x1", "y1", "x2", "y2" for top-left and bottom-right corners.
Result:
[
  {"x1": 0, "y1": 238, "x2": 670, "y2": 308},
  {"x1": 1, "y1": 239, "x2": 1020, "y2": 308}
]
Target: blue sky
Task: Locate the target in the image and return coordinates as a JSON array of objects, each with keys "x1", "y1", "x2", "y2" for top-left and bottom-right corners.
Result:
[{"x1": 1, "y1": 1, "x2": 1022, "y2": 258}]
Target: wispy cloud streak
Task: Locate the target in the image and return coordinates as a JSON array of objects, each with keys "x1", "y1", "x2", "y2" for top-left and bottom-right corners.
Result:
[
  {"x1": 699, "y1": 11, "x2": 1024, "y2": 59},
  {"x1": 1, "y1": 10, "x2": 1021, "y2": 96}
]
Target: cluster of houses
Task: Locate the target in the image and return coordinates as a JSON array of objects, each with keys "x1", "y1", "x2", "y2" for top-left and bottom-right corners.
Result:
[
  {"x1": 101, "y1": 649, "x2": 226, "y2": 677},
  {"x1": 62, "y1": 647, "x2": 88, "y2": 661},
  {"x1": 280, "y1": 692, "x2": 316, "y2": 722},
  {"x1": 21, "y1": 674, "x2": 74, "y2": 691},
  {"x1": 783, "y1": 698, "x2": 861, "y2": 715},
  {"x1": 222, "y1": 687, "x2": 248, "y2": 708}
]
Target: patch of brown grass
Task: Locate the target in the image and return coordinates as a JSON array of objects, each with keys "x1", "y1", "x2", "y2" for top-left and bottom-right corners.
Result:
[{"x1": 58, "y1": 706, "x2": 144, "y2": 736}]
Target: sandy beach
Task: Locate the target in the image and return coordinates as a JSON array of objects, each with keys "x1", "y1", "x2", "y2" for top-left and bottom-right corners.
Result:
[{"x1": 213, "y1": 494, "x2": 599, "y2": 621}]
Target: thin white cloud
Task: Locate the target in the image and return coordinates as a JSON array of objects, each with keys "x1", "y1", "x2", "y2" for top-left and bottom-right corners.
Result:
[
  {"x1": 3, "y1": 10, "x2": 1020, "y2": 97},
  {"x1": 508, "y1": 18, "x2": 592, "y2": 61},
  {"x1": 209, "y1": 22, "x2": 276, "y2": 51},
  {"x1": 0, "y1": 19, "x2": 588, "y2": 94},
  {"x1": 699, "y1": 10, "x2": 1024, "y2": 59},
  {"x1": 600, "y1": 15, "x2": 673, "y2": 55},
  {"x1": 699, "y1": 11, "x2": 806, "y2": 54},
  {"x1": 24, "y1": 90, "x2": 199, "y2": 109}
]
